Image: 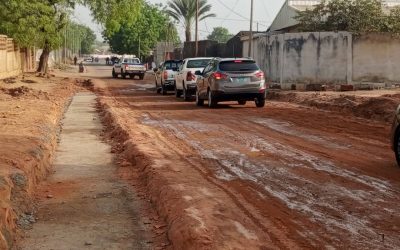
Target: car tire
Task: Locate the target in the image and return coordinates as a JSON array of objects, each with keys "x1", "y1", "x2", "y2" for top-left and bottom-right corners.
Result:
[
  {"x1": 112, "y1": 70, "x2": 117, "y2": 78},
  {"x1": 238, "y1": 100, "x2": 246, "y2": 105},
  {"x1": 208, "y1": 90, "x2": 217, "y2": 108},
  {"x1": 255, "y1": 97, "x2": 265, "y2": 108},
  {"x1": 162, "y1": 84, "x2": 167, "y2": 95},
  {"x1": 196, "y1": 90, "x2": 204, "y2": 106},
  {"x1": 183, "y1": 84, "x2": 190, "y2": 101},
  {"x1": 395, "y1": 129, "x2": 400, "y2": 167},
  {"x1": 175, "y1": 85, "x2": 182, "y2": 98},
  {"x1": 129, "y1": 74, "x2": 135, "y2": 79},
  {"x1": 121, "y1": 70, "x2": 126, "y2": 79}
]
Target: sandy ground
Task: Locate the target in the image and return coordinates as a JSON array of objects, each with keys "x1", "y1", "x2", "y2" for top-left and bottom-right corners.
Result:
[
  {"x1": 0, "y1": 74, "x2": 77, "y2": 249},
  {"x1": 18, "y1": 93, "x2": 153, "y2": 249},
  {"x1": 88, "y1": 65, "x2": 400, "y2": 249}
]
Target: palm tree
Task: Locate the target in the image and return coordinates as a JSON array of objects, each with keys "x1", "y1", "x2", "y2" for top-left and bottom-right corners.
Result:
[{"x1": 166, "y1": 0, "x2": 216, "y2": 42}]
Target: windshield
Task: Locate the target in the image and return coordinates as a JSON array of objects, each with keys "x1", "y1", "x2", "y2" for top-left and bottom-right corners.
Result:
[
  {"x1": 164, "y1": 61, "x2": 182, "y2": 71},
  {"x1": 187, "y1": 59, "x2": 211, "y2": 69},
  {"x1": 123, "y1": 58, "x2": 140, "y2": 64},
  {"x1": 219, "y1": 60, "x2": 259, "y2": 72}
]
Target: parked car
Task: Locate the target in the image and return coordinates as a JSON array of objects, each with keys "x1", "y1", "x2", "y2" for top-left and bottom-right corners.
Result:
[
  {"x1": 195, "y1": 58, "x2": 267, "y2": 108},
  {"x1": 155, "y1": 60, "x2": 182, "y2": 95},
  {"x1": 84, "y1": 57, "x2": 93, "y2": 62},
  {"x1": 391, "y1": 105, "x2": 400, "y2": 166},
  {"x1": 175, "y1": 57, "x2": 212, "y2": 101},
  {"x1": 112, "y1": 57, "x2": 146, "y2": 79}
]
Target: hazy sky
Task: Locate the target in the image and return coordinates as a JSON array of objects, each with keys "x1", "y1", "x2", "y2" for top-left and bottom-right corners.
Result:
[{"x1": 74, "y1": 0, "x2": 286, "y2": 41}]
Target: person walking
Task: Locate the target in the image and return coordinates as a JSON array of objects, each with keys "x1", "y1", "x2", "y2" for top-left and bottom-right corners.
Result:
[{"x1": 74, "y1": 56, "x2": 78, "y2": 66}]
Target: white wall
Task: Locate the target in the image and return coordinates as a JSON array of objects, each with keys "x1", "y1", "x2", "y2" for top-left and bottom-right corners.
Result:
[{"x1": 245, "y1": 32, "x2": 400, "y2": 88}]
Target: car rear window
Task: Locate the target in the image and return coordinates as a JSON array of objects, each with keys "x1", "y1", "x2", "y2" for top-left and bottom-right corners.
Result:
[
  {"x1": 123, "y1": 59, "x2": 140, "y2": 64},
  {"x1": 164, "y1": 61, "x2": 182, "y2": 71},
  {"x1": 219, "y1": 60, "x2": 259, "y2": 72},
  {"x1": 187, "y1": 59, "x2": 211, "y2": 68}
]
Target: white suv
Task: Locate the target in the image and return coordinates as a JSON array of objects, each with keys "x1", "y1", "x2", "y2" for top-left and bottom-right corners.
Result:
[{"x1": 175, "y1": 57, "x2": 212, "y2": 101}]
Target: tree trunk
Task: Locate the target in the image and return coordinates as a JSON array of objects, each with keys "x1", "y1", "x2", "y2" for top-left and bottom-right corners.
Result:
[
  {"x1": 185, "y1": 28, "x2": 191, "y2": 42},
  {"x1": 37, "y1": 41, "x2": 51, "y2": 75}
]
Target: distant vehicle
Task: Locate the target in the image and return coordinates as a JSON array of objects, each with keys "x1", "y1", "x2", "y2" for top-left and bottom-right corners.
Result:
[
  {"x1": 195, "y1": 58, "x2": 267, "y2": 108},
  {"x1": 154, "y1": 60, "x2": 182, "y2": 95},
  {"x1": 84, "y1": 57, "x2": 93, "y2": 62},
  {"x1": 391, "y1": 105, "x2": 400, "y2": 166},
  {"x1": 175, "y1": 57, "x2": 212, "y2": 101},
  {"x1": 112, "y1": 57, "x2": 146, "y2": 80}
]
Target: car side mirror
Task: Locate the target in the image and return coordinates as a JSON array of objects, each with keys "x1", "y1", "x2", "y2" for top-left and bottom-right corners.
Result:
[{"x1": 195, "y1": 70, "x2": 202, "y2": 76}]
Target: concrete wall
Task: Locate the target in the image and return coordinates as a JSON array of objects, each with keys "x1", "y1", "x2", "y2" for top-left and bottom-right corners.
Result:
[
  {"x1": 353, "y1": 33, "x2": 400, "y2": 83},
  {"x1": 0, "y1": 35, "x2": 36, "y2": 79},
  {"x1": 246, "y1": 32, "x2": 400, "y2": 88}
]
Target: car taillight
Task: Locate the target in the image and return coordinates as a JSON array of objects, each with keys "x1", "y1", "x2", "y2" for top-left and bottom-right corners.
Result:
[
  {"x1": 255, "y1": 71, "x2": 264, "y2": 79},
  {"x1": 125, "y1": 65, "x2": 129, "y2": 70},
  {"x1": 187, "y1": 71, "x2": 196, "y2": 81},
  {"x1": 163, "y1": 71, "x2": 168, "y2": 80},
  {"x1": 213, "y1": 72, "x2": 228, "y2": 80}
]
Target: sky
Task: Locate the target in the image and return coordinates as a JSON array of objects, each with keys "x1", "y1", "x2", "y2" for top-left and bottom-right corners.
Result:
[{"x1": 74, "y1": 0, "x2": 286, "y2": 41}]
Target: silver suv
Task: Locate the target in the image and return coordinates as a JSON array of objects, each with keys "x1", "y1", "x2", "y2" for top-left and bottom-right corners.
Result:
[{"x1": 195, "y1": 58, "x2": 267, "y2": 108}]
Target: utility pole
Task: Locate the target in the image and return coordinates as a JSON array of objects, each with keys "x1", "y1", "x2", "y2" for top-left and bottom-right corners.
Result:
[
  {"x1": 248, "y1": 0, "x2": 254, "y2": 58},
  {"x1": 195, "y1": 0, "x2": 199, "y2": 57}
]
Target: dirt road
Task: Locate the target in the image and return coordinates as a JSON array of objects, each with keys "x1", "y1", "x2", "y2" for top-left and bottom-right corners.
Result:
[{"x1": 76, "y1": 65, "x2": 400, "y2": 249}]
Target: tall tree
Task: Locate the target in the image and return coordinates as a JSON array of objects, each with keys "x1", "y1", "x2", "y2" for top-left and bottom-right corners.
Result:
[
  {"x1": 105, "y1": 3, "x2": 180, "y2": 56},
  {"x1": 84, "y1": 0, "x2": 142, "y2": 37},
  {"x1": 295, "y1": 0, "x2": 400, "y2": 34},
  {"x1": 166, "y1": 0, "x2": 215, "y2": 42},
  {"x1": 207, "y1": 27, "x2": 233, "y2": 43},
  {"x1": 0, "y1": 0, "x2": 74, "y2": 74},
  {"x1": 79, "y1": 25, "x2": 97, "y2": 54}
]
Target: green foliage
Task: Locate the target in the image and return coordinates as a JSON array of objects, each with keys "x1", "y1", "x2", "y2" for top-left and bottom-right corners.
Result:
[
  {"x1": 296, "y1": 0, "x2": 400, "y2": 34},
  {"x1": 166, "y1": 0, "x2": 215, "y2": 42},
  {"x1": 80, "y1": 25, "x2": 97, "y2": 54},
  {"x1": 207, "y1": 27, "x2": 233, "y2": 43},
  {"x1": 0, "y1": 0, "x2": 73, "y2": 50},
  {"x1": 105, "y1": 2, "x2": 180, "y2": 56},
  {"x1": 84, "y1": 0, "x2": 142, "y2": 37}
]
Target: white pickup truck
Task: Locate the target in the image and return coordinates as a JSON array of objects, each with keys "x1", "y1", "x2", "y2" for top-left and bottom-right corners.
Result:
[
  {"x1": 112, "y1": 57, "x2": 146, "y2": 80},
  {"x1": 174, "y1": 57, "x2": 212, "y2": 101}
]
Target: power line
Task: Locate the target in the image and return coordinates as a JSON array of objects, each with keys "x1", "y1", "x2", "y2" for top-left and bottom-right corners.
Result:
[{"x1": 220, "y1": 0, "x2": 240, "y2": 26}]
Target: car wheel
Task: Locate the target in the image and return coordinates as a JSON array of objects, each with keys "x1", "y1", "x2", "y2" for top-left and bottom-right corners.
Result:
[
  {"x1": 255, "y1": 96, "x2": 265, "y2": 108},
  {"x1": 395, "y1": 129, "x2": 400, "y2": 167},
  {"x1": 183, "y1": 84, "x2": 190, "y2": 101},
  {"x1": 112, "y1": 70, "x2": 117, "y2": 78},
  {"x1": 208, "y1": 90, "x2": 217, "y2": 108},
  {"x1": 175, "y1": 85, "x2": 181, "y2": 98},
  {"x1": 238, "y1": 100, "x2": 246, "y2": 105},
  {"x1": 162, "y1": 84, "x2": 167, "y2": 95},
  {"x1": 121, "y1": 70, "x2": 126, "y2": 79},
  {"x1": 196, "y1": 90, "x2": 204, "y2": 106}
]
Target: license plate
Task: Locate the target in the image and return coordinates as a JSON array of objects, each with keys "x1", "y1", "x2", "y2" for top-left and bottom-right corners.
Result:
[{"x1": 233, "y1": 77, "x2": 250, "y2": 84}]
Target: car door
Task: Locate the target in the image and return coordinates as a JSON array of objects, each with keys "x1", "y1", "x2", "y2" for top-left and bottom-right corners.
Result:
[
  {"x1": 204, "y1": 60, "x2": 216, "y2": 90},
  {"x1": 176, "y1": 60, "x2": 185, "y2": 90},
  {"x1": 198, "y1": 60, "x2": 213, "y2": 96},
  {"x1": 156, "y1": 63, "x2": 163, "y2": 86}
]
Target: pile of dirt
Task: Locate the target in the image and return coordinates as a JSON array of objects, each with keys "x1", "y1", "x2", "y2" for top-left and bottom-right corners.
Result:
[
  {"x1": 268, "y1": 91, "x2": 400, "y2": 122},
  {"x1": 0, "y1": 77, "x2": 77, "y2": 249}
]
